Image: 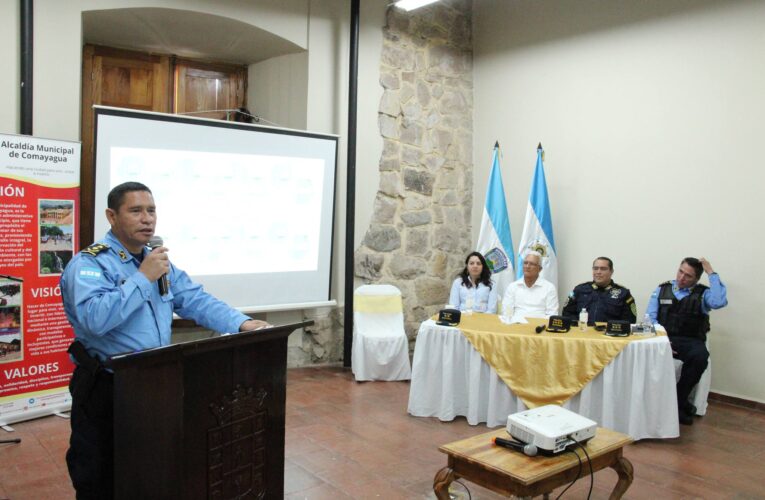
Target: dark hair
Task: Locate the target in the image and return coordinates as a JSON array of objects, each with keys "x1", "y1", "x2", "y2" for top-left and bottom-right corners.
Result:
[
  {"x1": 234, "y1": 107, "x2": 255, "y2": 123},
  {"x1": 459, "y1": 251, "x2": 493, "y2": 289},
  {"x1": 681, "y1": 257, "x2": 704, "y2": 279},
  {"x1": 593, "y1": 256, "x2": 614, "y2": 271},
  {"x1": 107, "y1": 182, "x2": 152, "y2": 211}
]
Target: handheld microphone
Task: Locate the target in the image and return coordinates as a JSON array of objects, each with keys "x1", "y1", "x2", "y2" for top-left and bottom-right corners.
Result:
[
  {"x1": 492, "y1": 436, "x2": 538, "y2": 457},
  {"x1": 148, "y1": 236, "x2": 168, "y2": 296},
  {"x1": 535, "y1": 325, "x2": 546, "y2": 334}
]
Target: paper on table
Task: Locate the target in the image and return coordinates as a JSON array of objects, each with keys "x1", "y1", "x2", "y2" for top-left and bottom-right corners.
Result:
[{"x1": 499, "y1": 314, "x2": 528, "y2": 325}]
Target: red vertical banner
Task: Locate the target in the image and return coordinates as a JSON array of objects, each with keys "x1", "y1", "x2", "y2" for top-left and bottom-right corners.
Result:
[{"x1": 0, "y1": 133, "x2": 80, "y2": 426}]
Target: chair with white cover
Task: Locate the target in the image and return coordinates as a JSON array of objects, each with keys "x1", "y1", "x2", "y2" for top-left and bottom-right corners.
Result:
[{"x1": 352, "y1": 284, "x2": 411, "y2": 381}]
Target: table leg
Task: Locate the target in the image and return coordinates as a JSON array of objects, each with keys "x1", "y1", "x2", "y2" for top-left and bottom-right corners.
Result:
[
  {"x1": 433, "y1": 466, "x2": 457, "y2": 500},
  {"x1": 609, "y1": 456, "x2": 634, "y2": 500}
]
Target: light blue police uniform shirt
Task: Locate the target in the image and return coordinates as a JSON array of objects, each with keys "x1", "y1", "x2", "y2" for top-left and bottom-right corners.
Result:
[
  {"x1": 60, "y1": 230, "x2": 249, "y2": 361},
  {"x1": 448, "y1": 277, "x2": 498, "y2": 314},
  {"x1": 646, "y1": 273, "x2": 728, "y2": 323}
]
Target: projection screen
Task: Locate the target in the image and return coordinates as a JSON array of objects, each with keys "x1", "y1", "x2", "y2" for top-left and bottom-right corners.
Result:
[{"x1": 93, "y1": 106, "x2": 337, "y2": 312}]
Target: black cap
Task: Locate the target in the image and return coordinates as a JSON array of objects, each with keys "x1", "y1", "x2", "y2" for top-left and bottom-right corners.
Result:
[
  {"x1": 436, "y1": 308, "x2": 461, "y2": 326},
  {"x1": 546, "y1": 315, "x2": 571, "y2": 333},
  {"x1": 605, "y1": 320, "x2": 631, "y2": 337}
]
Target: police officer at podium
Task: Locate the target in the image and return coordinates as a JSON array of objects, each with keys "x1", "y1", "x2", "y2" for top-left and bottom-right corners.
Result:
[
  {"x1": 562, "y1": 256, "x2": 637, "y2": 324},
  {"x1": 60, "y1": 182, "x2": 269, "y2": 499},
  {"x1": 647, "y1": 257, "x2": 728, "y2": 426}
]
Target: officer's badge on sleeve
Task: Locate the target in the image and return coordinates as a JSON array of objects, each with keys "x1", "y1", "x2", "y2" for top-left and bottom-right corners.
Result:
[
  {"x1": 79, "y1": 267, "x2": 102, "y2": 279},
  {"x1": 81, "y1": 243, "x2": 109, "y2": 257},
  {"x1": 627, "y1": 296, "x2": 637, "y2": 317}
]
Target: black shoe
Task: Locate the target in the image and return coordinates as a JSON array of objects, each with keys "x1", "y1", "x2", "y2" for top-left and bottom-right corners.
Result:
[
  {"x1": 684, "y1": 402, "x2": 698, "y2": 416},
  {"x1": 679, "y1": 410, "x2": 694, "y2": 426}
]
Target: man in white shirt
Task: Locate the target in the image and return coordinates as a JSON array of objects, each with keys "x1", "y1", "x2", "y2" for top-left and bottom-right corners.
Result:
[{"x1": 502, "y1": 251, "x2": 559, "y2": 318}]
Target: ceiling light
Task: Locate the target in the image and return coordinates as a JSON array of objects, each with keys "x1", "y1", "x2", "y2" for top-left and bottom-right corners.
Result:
[{"x1": 394, "y1": 0, "x2": 440, "y2": 11}]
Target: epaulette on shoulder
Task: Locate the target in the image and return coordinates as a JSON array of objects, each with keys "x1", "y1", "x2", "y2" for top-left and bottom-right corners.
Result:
[{"x1": 81, "y1": 243, "x2": 110, "y2": 257}]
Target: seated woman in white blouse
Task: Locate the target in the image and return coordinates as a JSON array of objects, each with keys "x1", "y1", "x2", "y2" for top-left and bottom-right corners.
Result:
[{"x1": 448, "y1": 251, "x2": 498, "y2": 313}]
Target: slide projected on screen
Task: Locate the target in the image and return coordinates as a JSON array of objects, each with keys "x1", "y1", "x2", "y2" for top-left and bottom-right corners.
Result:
[
  {"x1": 93, "y1": 107, "x2": 337, "y2": 312},
  {"x1": 110, "y1": 147, "x2": 324, "y2": 276}
]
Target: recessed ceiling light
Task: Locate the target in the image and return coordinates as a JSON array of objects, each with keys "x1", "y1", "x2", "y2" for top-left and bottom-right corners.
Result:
[{"x1": 394, "y1": 0, "x2": 440, "y2": 12}]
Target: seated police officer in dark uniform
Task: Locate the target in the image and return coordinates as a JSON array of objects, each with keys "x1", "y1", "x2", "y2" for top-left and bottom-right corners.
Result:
[
  {"x1": 646, "y1": 257, "x2": 727, "y2": 426},
  {"x1": 562, "y1": 256, "x2": 637, "y2": 324},
  {"x1": 60, "y1": 182, "x2": 269, "y2": 499}
]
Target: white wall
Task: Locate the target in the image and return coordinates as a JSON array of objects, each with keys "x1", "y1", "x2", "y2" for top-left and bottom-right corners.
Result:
[
  {"x1": 473, "y1": 0, "x2": 765, "y2": 403},
  {"x1": 249, "y1": 52, "x2": 309, "y2": 130}
]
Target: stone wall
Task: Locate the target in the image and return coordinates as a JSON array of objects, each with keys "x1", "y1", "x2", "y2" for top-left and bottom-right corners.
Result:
[{"x1": 355, "y1": 0, "x2": 474, "y2": 339}]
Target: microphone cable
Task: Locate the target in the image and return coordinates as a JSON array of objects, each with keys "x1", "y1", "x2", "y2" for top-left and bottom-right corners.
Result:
[
  {"x1": 554, "y1": 447, "x2": 582, "y2": 499},
  {"x1": 568, "y1": 435, "x2": 594, "y2": 500}
]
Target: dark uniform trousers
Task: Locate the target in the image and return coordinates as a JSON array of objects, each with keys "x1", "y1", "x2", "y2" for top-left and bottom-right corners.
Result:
[
  {"x1": 671, "y1": 336, "x2": 709, "y2": 412},
  {"x1": 66, "y1": 366, "x2": 115, "y2": 500},
  {"x1": 658, "y1": 283, "x2": 710, "y2": 412}
]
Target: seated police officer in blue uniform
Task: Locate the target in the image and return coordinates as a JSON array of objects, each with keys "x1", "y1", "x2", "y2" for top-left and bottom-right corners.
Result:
[
  {"x1": 646, "y1": 257, "x2": 727, "y2": 426},
  {"x1": 561, "y1": 256, "x2": 637, "y2": 324},
  {"x1": 60, "y1": 182, "x2": 269, "y2": 500}
]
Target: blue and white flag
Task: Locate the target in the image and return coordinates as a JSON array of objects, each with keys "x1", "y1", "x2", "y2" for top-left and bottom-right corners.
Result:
[
  {"x1": 516, "y1": 144, "x2": 557, "y2": 289},
  {"x1": 476, "y1": 142, "x2": 514, "y2": 296}
]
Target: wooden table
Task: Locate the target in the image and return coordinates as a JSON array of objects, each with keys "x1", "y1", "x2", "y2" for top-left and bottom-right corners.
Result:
[{"x1": 434, "y1": 427, "x2": 634, "y2": 499}]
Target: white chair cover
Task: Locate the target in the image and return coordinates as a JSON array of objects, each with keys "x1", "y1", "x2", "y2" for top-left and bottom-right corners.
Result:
[
  {"x1": 673, "y1": 340, "x2": 711, "y2": 415},
  {"x1": 352, "y1": 284, "x2": 411, "y2": 381}
]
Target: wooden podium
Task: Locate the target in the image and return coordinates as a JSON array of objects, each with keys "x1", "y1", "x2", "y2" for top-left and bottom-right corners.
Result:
[{"x1": 107, "y1": 321, "x2": 308, "y2": 500}]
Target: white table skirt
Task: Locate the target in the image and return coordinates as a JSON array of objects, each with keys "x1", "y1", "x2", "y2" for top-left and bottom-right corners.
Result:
[{"x1": 407, "y1": 320, "x2": 680, "y2": 440}]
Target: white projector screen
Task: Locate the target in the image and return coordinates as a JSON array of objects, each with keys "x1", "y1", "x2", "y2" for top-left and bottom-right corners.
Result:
[{"x1": 93, "y1": 106, "x2": 338, "y2": 312}]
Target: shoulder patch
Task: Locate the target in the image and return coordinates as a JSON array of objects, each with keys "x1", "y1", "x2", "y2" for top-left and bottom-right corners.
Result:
[
  {"x1": 626, "y1": 296, "x2": 635, "y2": 304},
  {"x1": 81, "y1": 243, "x2": 110, "y2": 257}
]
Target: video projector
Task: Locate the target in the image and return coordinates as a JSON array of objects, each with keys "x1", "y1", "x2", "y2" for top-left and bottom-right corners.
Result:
[{"x1": 506, "y1": 405, "x2": 597, "y2": 454}]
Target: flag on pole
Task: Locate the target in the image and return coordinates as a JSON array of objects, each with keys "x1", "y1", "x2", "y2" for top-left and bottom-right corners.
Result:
[
  {"x1": 476, "y1": 142, "x2": 515, "y2": 296},
  {"x1": 516, "y1": 143, "x2": 558, "y2": 289}
]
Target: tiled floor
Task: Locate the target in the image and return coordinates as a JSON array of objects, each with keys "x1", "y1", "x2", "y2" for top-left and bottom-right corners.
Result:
[{"x1": 2, "y1": 365, "x2": 765, "y2": 499}]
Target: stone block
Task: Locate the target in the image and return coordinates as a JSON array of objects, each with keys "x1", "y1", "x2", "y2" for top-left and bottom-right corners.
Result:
[
  {"x1": 403, "y1": 193, "x2": 428, "y2": 211},
  {"x1": 433, "y1": 225, "x2": 459, "y2": 252},
  {"x1": 379, "y1": 171, "x2": 402, "y2": 197},
  {"x1": 363, "y1": 225, "x2": 401, "y2": 252},
  {"x1": 389, "y1": 255, "x2": 424, "y2": 279},
  {"x1": 406, "y1": 228, "x2": 429, "y2": 256},
  {"x1": 355, "y1": 251, "x2": 384, "y2": 280},
  {"x1": 379, "y1": 89, "x2": 401, "y2": 116},
  {"x1": 401, "y1": 210, "x2": 431, "y2": 227},
  {"x1": 414, "y1": 276, "x2": 450, "y2": 306},
  {"x1": 378, "y1": 114, "x2": 399, "y2": 139},
  {"x1": 371, "y1": 194, "x2": 398, "y2": 223},
  {"x1": 403, "y1": 167, "x2": 434, "y2": 195},
  {"x1": 380, "y1": 71, "x2": 400, "y2": 90},
  {"x1": 400, "y1": 122, "x2": 424, "y2": 147}
]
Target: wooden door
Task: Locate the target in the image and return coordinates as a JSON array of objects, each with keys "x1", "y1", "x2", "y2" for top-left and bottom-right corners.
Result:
[
  {"x1": 80, "y1": 45, "x2": 172, "y2": 248},
  {"x1": 175, "y1": 60, "x2": 247, "y2": 121}
]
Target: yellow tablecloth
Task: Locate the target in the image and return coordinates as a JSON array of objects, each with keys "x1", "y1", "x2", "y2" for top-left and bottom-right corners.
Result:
[{"x1": 453, "y1": 313, "x2": 663, "y2": 408}]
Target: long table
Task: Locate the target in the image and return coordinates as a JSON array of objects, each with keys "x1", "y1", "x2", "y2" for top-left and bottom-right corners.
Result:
[{"x1": 407, "y1": 318, "x2": 680, "y2": 440}]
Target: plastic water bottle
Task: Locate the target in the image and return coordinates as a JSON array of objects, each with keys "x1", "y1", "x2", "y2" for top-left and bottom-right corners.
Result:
[
  {"x1": 642, "y1": 313, "x2": 653, "y2": 334},
  {"x1": 579, "y1": 308, "x2": 588, "y2": 331}
]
